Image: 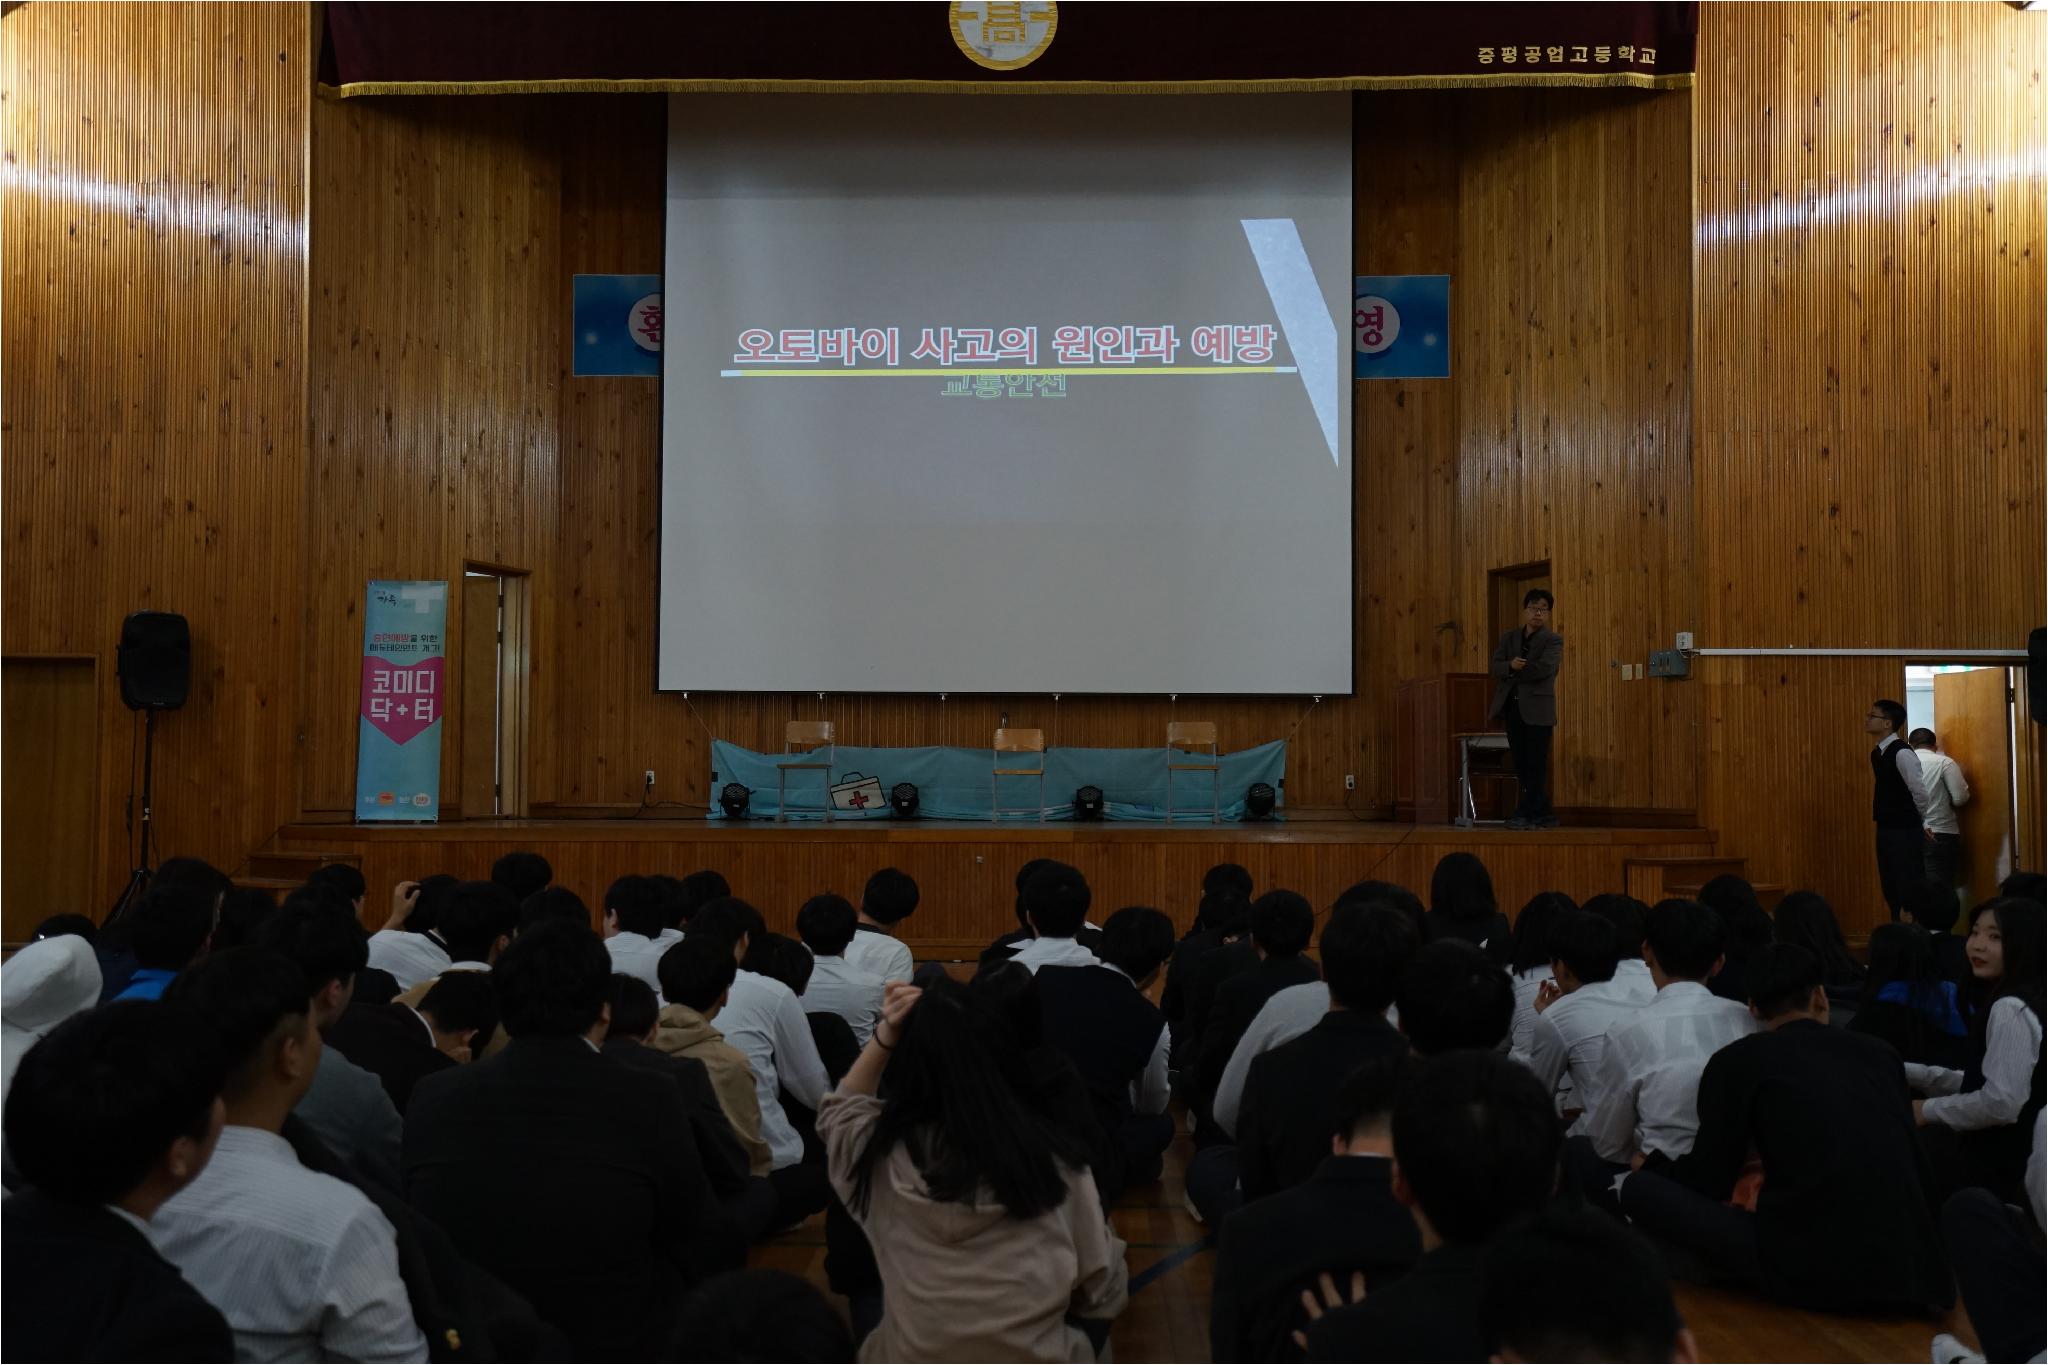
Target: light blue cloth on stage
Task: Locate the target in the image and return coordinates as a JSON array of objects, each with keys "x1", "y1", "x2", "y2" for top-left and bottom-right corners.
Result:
[{"x1": 708, "y1": 739, "x2": 1288, "y2": 822}]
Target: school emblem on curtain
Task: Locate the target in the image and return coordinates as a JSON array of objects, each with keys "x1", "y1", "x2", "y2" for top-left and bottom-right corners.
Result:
[{"x1": 949, "y1": 1, "x2": 1058, "y2": 71}]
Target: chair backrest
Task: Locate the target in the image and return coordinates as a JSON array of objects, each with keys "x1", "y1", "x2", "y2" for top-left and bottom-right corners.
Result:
[
  {"x1": 785, "y1": 720, "x2": 834, "y2": 753},
  {"x1": 1167, "y1": 721, "x2": 1217, "y2": 751},
  {"x1": 993, "y1": 727, "x2": 1045, "y2": 754}
]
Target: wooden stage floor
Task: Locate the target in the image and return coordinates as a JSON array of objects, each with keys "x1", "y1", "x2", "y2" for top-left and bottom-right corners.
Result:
[
  {"x1": 278, "y1": 816, "x2": 1719, "y2": 953},
  {"x1": 753, "y1": 1119, "x2": 1961, "y2": 1364}
]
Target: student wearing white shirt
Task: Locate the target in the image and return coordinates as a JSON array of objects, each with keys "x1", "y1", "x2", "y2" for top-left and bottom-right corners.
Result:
[
  {"x1": 1521, "y1": 910, "x2": 1657, "y2": 1130},
  {"x1": 1570, "y1": 899, "x2": 1758, "y2": 1207},
  {"x1": 155, "y1": 948, "x2": 424, "y2": 1364},
  {"x1": 796, "y1": 894, "x2": 885, "y2": 1045},
  {"x1": 843, "y1": 867, "x2": 918, "y2": 983},
  {"x1": 689, "y1": 899, "x2": 833, "y2": 1174},
  {"x1": 1009, "y1": 862, "x2": 1104, "y2": 973},
  {"x1": 1908, "y1": 728, "x2": 1972, "y2": 889},
  {"x1": 1505, "y1": 892, "x2": 1575, "y2": 1058},
  {"x1": 364, "y1": 875, "x2": 458, "y2": 989},
  {"x1": 603, "y1": 874, "x2": 672, "y2": 993}
]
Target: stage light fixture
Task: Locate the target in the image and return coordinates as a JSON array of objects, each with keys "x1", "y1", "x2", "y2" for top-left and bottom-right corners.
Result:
[
  {"x1": 1244, "y1": 782, "x2": 1277, "y2": 820},
  {"x1": 719, "y1": 783, "x2": 752, "y2": 819},
  {"x1": 890, "y1": 782, "x2": 920, "y2": 818},
  {"x1": 1074, "y1": 785, "x2": 1105, "y2": 821}
]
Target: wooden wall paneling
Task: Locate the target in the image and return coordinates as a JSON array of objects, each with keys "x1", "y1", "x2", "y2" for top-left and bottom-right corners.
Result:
[
  {"x1": 1692, "y1": 3, "x2": 2046, "y2": 940},
  {"x1": 1, "y1": 658, "x2": 100, "y2": 940},
  {"x1": 2, "y1": 2, "x2": 310, "y2": 904}
]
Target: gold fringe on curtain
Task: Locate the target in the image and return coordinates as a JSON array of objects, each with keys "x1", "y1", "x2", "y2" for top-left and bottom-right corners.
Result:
[{"x1": 317, "y1": 71, "x2": 1693, "y2": 99}]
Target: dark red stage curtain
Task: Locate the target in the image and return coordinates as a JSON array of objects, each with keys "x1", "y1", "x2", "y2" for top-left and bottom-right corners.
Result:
[{"x1": 318, "y1": 2, "x2": 1696, "y2": 96}]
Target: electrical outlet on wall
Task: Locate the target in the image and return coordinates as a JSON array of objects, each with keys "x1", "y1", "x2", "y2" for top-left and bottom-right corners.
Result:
[
  {"x1": 644, "y1": 769, "x2": 656, "y2": 790},
  {"x1": 1345, "y1": 773, "x2": 1356, "y2": 790},
  {"x1": 1676, "y1": 630, "x2": 1695, "y2": 652}
]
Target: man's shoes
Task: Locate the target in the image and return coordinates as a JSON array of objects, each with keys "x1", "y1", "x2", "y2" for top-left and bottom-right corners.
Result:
[
  {"x1": 1532, "y1": 815, "x2": 1561, "y2": 829},
  {"x1": 1505, "y1": 816, "x2": 1531, "y2": 830},
  {"x1": 1931, "y1": 1333, "x2": 1985, "y2": 1364}
]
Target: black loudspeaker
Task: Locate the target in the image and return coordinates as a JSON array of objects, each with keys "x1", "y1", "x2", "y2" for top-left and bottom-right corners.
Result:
[
  {"x1": 117, "y1": 611, "x2": 190, "y2": 711},
  {"x1": 2030, "y1": 627, "x2": 2045, "y2": 723}
]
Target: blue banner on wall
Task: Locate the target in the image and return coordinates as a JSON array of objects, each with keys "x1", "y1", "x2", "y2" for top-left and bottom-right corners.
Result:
[
  {"x1": 1354, "y1": 275, "x2": 1450, "y2": 379},
  {"x1": 354, "y1": 581, "x2": 448, "y2": 822},
  {"x1": 708, "y1": 739, "x2": 1288, "y2": 822},
  {"x1": 573, "y1": 273, "x2": 662, "y2": 377}
]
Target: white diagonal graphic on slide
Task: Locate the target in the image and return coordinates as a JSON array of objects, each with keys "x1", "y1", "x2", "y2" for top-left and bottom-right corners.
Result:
[{"x1": 1240, "y1": 218, "x2": 1340, "y2": 465}]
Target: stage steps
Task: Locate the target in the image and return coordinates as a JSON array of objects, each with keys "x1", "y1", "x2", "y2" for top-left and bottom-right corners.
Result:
[
  {"x1": 231, "y1": 848, "x2": 363, "y2": 901},
  {"x1": 1621, "y1": 854, "x2": 1771, "y2": 906}
]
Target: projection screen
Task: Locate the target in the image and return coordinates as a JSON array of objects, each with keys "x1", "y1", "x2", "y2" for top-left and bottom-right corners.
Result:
[{"x1": 659, "y1": 94, "x2": 1353, "y2": 694}]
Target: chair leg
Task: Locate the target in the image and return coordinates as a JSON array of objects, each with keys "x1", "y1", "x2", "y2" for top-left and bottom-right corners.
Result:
[
  {"x1": 1037, "y1": 771, "x2": 1045, "y2": 823},
  {"x1": 991, "y1": 772, "x2": 998, "y2": 824},
  {"x1": 777, "y1": 769, "x2": 787, "y2": 824},
  {"x1": 1167, "y1": 767, "x2": 1175, "y2": 825},
  {"x1": 1211, "y1": 767, "x2": 1220, "y2": 825}
]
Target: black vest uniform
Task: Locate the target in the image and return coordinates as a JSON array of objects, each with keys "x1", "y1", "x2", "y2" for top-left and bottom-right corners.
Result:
[{"x1": 1871, "y1": 739, "x2": 1921, "y2": 828}]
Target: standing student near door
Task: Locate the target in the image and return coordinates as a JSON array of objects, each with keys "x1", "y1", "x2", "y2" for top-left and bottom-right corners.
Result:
[
  {"x1": 1866, "y1": 700, "x2": 1934, "y2": 919},
  {"x1": 1908, "y1": 728, "x2": 1971, "y2": 891},
  {"x1": 1489, "y1": 590, "x2": 1563, "y2": 830}
]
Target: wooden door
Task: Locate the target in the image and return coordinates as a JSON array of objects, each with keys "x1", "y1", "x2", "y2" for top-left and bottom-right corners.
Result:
[
  {"x1": 3, "y1": 658, "x2": 99, "y2": 941},
  {"x1": 2014, "y1": 665, "x2": 2044, "y2": 872},
  {"x1": 459, "y1": 577, "x2": 501, "y2": 819},
  {"x1": 1933, "y1": 668, "x2": 2014, "y2": 904}
]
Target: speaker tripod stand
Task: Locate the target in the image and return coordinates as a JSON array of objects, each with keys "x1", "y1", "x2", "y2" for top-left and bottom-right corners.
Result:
[{"x1": 108, "y1": 708, "x2": 160, "y2": 924}]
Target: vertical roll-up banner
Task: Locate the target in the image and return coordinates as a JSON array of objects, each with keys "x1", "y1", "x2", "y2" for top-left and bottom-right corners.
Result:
[{"x1": 355, "y1": 581, "x2": 448, "y2": 821}]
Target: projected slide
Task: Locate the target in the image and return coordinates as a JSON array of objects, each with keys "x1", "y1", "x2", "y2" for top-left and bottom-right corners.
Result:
[{"x1": 660, "y1": 94, "x2": 1353, "y2": 695}]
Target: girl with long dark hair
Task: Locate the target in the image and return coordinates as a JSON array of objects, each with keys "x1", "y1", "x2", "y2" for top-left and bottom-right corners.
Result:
[
  {"x1": 1848, "y1": 923, "x2": 1970, "y2": 1069},
  {"x1": 1908, "y1": 897, "x2": 2046, "y2": 1201},
  {"x1": 1505, "y1": 891, "x2": 1576, "y2": 1056},
  {"x1": 817, "y1": 978, "x2": 1126, "y2": 1361},
  {"x1": 1772, "y1": 891, "x2": 1867, "y2": 997},
  {"x1": 1425, "y1": 852, "x2": 1511, "y2": 966}
]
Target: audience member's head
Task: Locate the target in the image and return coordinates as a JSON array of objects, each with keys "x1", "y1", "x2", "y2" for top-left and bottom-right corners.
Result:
[
  {"x1": 303, "y1": 862, "x2": 367, "y2": 914},
  {"x1": 1391, "y1": 1049, "x2": 1560, "y2": 1246},
  {"x1": 649, "y1": 875, "x2": 690, "y2": 932},
  {"x1": 1395, "y1": 939, "x2": 1514, "y2": 1054},
  {"x1": 608, "y1": 973, "x2": 661, "y2": 1044},
  {"x1": 1582, "y1": 893, "x2": 1648, "y2": 960},
  {"x1": 153, "y1": 856, "x2": 232, "y2": 908},
  {"x1": 1698, "y1": 875, "x2": 1773, "y2": 953},
  {"x1": 1196, "y1": 889, "x2": 1253, "y2": 941},
  {"x1": 1870, "y1": 697, "x2": 1907, "y2": 736},
  {"x1": 1479, "y1": 1206, "x2": 1697, "y2": 1364},
  {"x1": 491, "y1": 921, "x2": 612, "y2": 1041},
  {"x1": 250, "y1": 901, "x2": 369, "y2": 1028},
  {"x1": 1021, "y1": 862, "x2": 1091, "y2": 940},
  {"x1": 679, "y1": 870, "x2": 733, "y2": 920},
  {"x1": 1249, "y1": 889, "x2": 1313, "y2": 958},
  {"x1": 1508, "y1": 891, "x2": 1577, "y2": 974},
  {"x1": 1908, "y1": 727, "x2": 1938, "y2": 751},
  {"x1": 439, "y1": 880, "x2": 518, "y2": 964},
  {"x1": 1746, "y1": 943, "x2": 1826, "y2": 1022},
  {"x1": 690, "y1": 897, "x2": 767, "y2": 960},
  {"x1": 1863, "y1": 922, "x2": 1939, "y2": 1001},
  {"x1": 603, "y1": 874, "x2": 665, "y2": 940},
  {"x1": 1097, "y1": 906, "x2": 1176, "y2": 986},
  {"x1": 408, "y1": 873, "x2": 461, "y2": 935},
  {"x1": 1011, "y1": 858, "x2": 1056, "y2": 931},
  {"x1": 1320, "y1": 899, "x2": 1420, "y2": 1015},
  {"x1": 968, "y1": 959, "x2": 1044, "y2": 1051},
  {"x1": 1429, "y1": 852, "x2": 1497, "y2": 925},
  {"x1": 742, "y1": 932, "x2": 815, "y2": 996},
  {"x1": 846, "y1": 976, "x2": 1089, "y2": 1221},
  {"x1": 1330, "y1": 1053, "x2": 1412, "y2": 1153},
  {"x1": 519, "y1": 885, "x2": 590, "y2": 935},
  {"x1": 1771, "y1": 891, "x2": 1862, "y2": 985},
  {"x1": 164, "y1": 948, "x2": 320, "y2": 1118},
  {"x1": 283, "y1": 881, "x2": 356, "y2": 925},
  {"x1": 861, "y1": 867, "x2": 920, "y2": 927},
  {"x1": 4, "y1": 1001, "x2": 227, "y2": 1218},
  {"x1": 1643, "y1": 899, "x2": 1726, "y2": 985},
  {"x1": 490, "y1": 851, "x2": 553, "y2": 902},
  {"x1": 1336, "y1": 879, "x2": 1428, "y2": 939},
  {"x1": 1901, "y1": 877, "x2": 1963, "y2": 935},
  {"x1": 1966, "y1": 897, "x2": 2045, "y2": 1018},
  {"x1": 1202, "y1": 862, "x2": 1254, "y2": 903},
  {"x1": 659, "y1": 933, "x2": 739, "y2": 1015},
  {"x1": 210, "y1": 887, "x2": 278, "y2": 951},
  {"x1": 126, "y1": 883, "x2": 217, "y2": 973},
  {"x1": 796, "y1": 893, "x2": 859, "y2": 957},
  {"x1": 30, "y1": 913, "x2": 97, "y2": 945},
  {"x1": 418, "y1": 971, "x2": 499, "y2": 1059},
  {"x1": 1999, "y1": 870, "x2": 2046, "y2": 905},
  {"x1": 673, "y1": 1268, "x2": 855, "y2": 1363},
  {"x1": 1, "y1": 934, "x2": 103, "y2": 1104},
  {"x1": 1546, "y1": 910, "x2": 1620, "y2": 992}
]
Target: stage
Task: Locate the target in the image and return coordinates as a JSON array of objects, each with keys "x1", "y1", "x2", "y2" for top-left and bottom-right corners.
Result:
[{"x1": 275, "y1": 817, "x2": 1721, "y2": 959}]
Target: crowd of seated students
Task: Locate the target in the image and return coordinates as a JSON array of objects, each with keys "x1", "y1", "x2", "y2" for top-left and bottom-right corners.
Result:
[{"x1": 3, "y1": 845, "x2": 2043, "y2": 1364}]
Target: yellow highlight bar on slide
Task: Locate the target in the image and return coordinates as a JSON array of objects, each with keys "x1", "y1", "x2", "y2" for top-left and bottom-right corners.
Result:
[{"x1": 717, "y1": 366, "x2": 1299, "y2": 377}]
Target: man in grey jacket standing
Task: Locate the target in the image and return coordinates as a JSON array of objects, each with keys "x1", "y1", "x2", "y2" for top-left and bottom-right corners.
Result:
[{"x1": 1489, "y1": 590, "x2": 1564, "y2": 830}]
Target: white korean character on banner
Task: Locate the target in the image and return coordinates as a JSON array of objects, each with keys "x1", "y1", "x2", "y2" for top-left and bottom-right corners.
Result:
[
  {"x1": 912, "y1": 327, "x2": 956, "y2": 364},
  {"x1": 1052, "y1": 325, "x2": 1094, "y2": 365},
  {"x1": 1230, "y1": 324, "x2": 1277, "y2": 363}
]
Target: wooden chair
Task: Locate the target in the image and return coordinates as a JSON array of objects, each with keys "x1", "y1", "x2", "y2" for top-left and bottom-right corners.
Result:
[
  {"x1": 991, "y1": 727, "x2": 1047, "y2": 823},
  {"x1": 1452, "y1": 731, "x2": 1513, "y2": 827},
  {"x1": 1166, "y1": 721, "x2": 1221, "y2": 824},
  {"x1": 777, "y1": 720, "x2": 835, "y2": 823}
]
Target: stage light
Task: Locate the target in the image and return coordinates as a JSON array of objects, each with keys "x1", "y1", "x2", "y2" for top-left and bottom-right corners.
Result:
[
  {"x1": 1244, "y1": 782, "x2": 1277, "y2": 820},
  {"x1": 1074, "y1": 785, "x2": 1105, "y2": 821},
  {"x1": 890, "y1": 782, "x2": 920, "y2": 818},
  {"x1": 719, "y1": 783, "x2": 752, "y2": 819}
]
